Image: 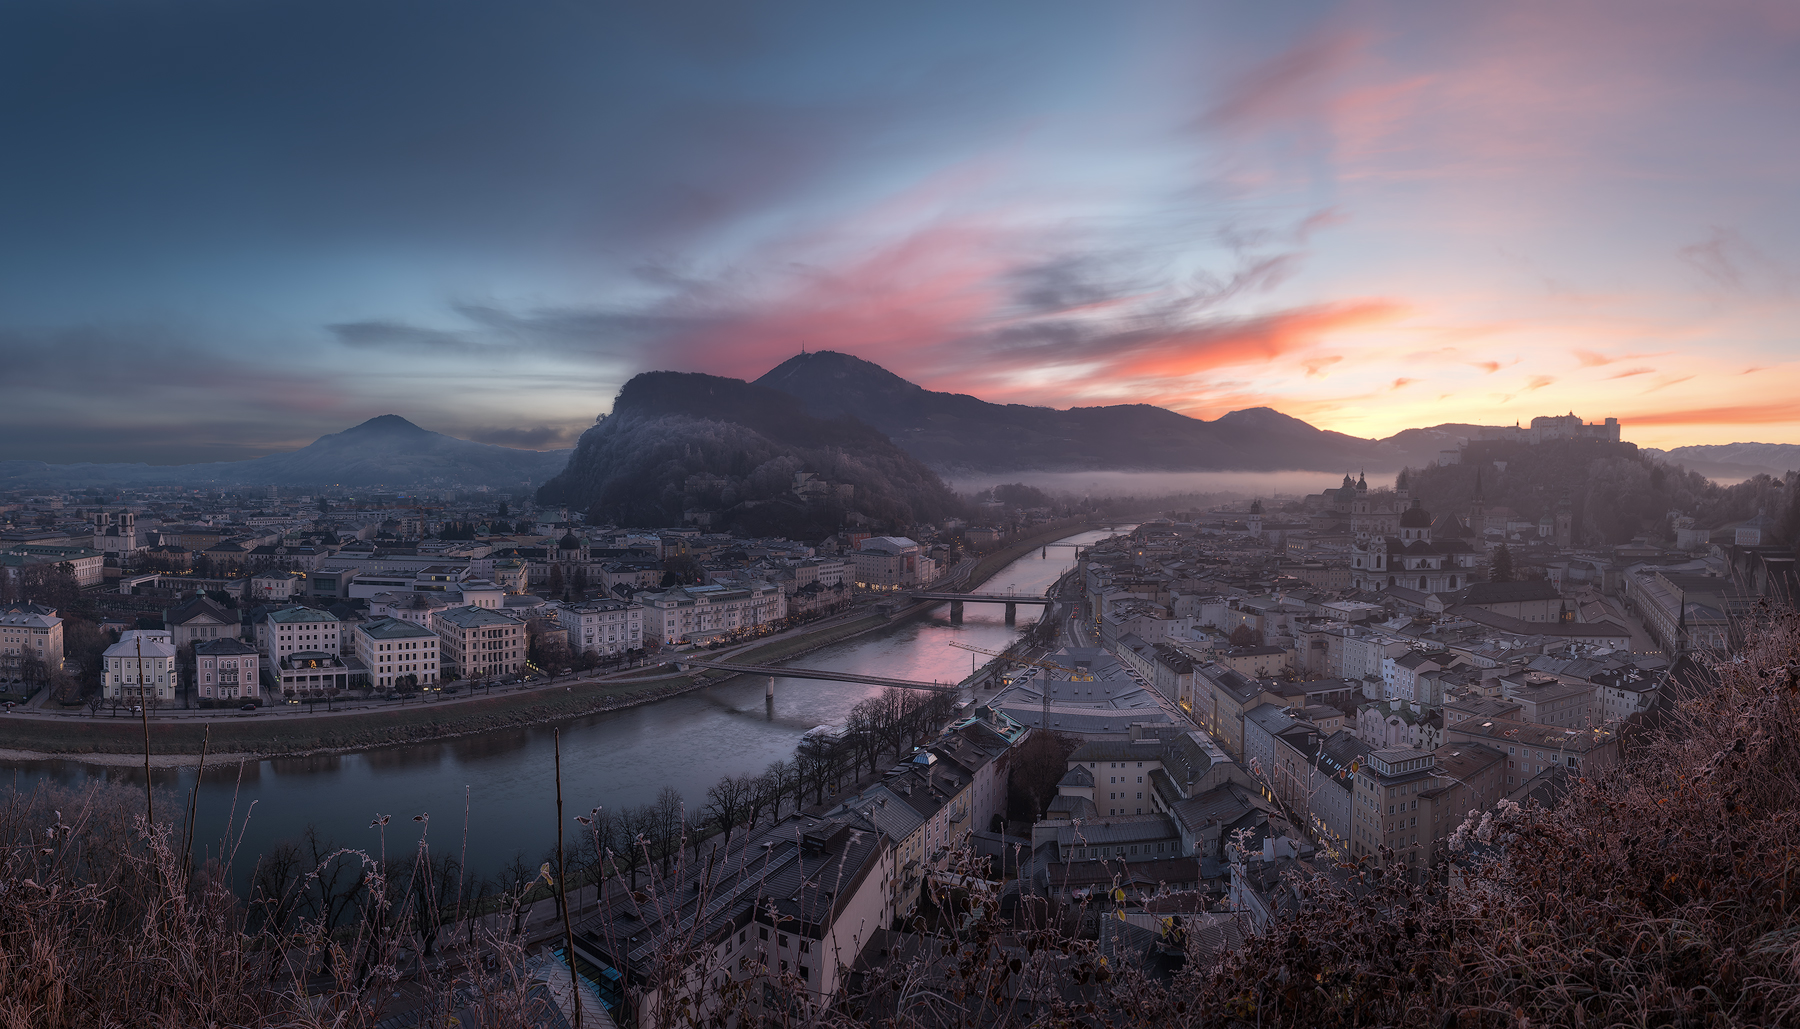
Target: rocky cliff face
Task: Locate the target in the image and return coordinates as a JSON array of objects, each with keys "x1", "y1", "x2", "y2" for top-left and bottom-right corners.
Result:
[{"x1": 536, "y1": 372, "x2": 962, "y2": 533}]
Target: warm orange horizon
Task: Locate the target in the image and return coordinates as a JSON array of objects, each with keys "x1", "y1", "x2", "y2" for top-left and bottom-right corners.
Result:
[{"x1": 4, "y1": 1, "x2": 1795, "y2": 462}]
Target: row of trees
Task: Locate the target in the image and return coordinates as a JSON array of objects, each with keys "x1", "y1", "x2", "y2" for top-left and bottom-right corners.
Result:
[{"x1": 567, "y1": 687, "x2": 965, "y2": 897}]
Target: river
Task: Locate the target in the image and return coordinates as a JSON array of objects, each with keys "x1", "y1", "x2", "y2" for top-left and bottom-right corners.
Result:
[{"x1": 2, "y1": 528, "x2": 1118, "y2": 884}]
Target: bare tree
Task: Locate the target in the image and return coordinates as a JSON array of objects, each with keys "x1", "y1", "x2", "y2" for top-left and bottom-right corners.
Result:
[
  {"x1": 703, "y1": 774, "x2": 753, "y2": 854},
  {"x1": 652, "y1": 785, "x2": 685, "y2": 875}
]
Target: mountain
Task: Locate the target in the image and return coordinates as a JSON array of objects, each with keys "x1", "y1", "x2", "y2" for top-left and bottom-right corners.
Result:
[
  {"x1": 1643, "y1": 442, "x2": 1800, "y2": 484},
  {"x1": 536, "y1": 371, "x2": 962, "y2": 533},
  {"x1": 752, "y1": 351, "x2": 1421, "y2": 473},
  {"x1": 0, "y1": 416, "x2": 571, "y2": 489}
]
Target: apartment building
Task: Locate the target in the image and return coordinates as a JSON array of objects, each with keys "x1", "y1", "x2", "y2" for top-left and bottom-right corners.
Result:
[
  {"x1": 433, "y1": 605, "x2": 524, "y2": 679},
  {"x1": 264, "y1": 606, "x2": 349, "y2": 699},
  {"x1": 556, "y1": 598, "x2": 643, "y2": 657},
  {"x1": 194, "y1": 638, "x2": 260, "y2": 702},
  {"x1": 635, "y1": 582, "x2": 786, "y2": 645},
  {"x1": 354, "y1": 617, "x2": 441, "y2": 690},
  {"x1": 0, "y1": 602, "x2": 63, "y2": 676}
]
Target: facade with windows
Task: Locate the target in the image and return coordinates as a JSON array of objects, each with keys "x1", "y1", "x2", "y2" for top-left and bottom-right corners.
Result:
[
  {"x1": 164, "y1": 594, "x2": 238, "y2": 648},
  {"x1": 103, "y1": 629, "x2": 178, "y2": 701},
  {"x1": 0, "y1": 602, "x2": 63, "y2": 678},
  {"x1": 556, "y1": 598, "x2": 643, "y2": 657},
  {"x1": 1348, "y1": 747, "x2": 1437, "y2": 868},
  {"x1": 355, "y1": 617, "x2": 440, "y2": 690},
  {"x1": 264, "y1": 606, "x2": 341, "y2": 665},
  {"x1": 635, "y1": 583, "x2": 786, "y2": 645},
  {"x1": 195, "y1": 638, "x2": 260, "y2": 701},
  {"x1": 849, "y1": 536, "x2": 936, "y2": 589},
  {"x1": 432, "y1": 605, "x2": 524, "y2": 680}
]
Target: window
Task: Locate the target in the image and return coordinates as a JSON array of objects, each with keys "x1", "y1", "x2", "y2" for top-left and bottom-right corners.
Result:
[
  {"x1": 759, "y1": 926, "x2": 768, "y2": 941},
  {"x1": 799, "y1": 940, "x2": 810, "y2": 954},
  {"x1": 778, "y1": 934, "x2": 789, "y2": 948}
]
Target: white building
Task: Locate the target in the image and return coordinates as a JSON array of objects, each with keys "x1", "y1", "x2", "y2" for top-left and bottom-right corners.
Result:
[
  {"x1": 556, "y1": 598, "x2": 643, "y2": 657},
  {"x1": 264, "y1": 606, "x2": 341, "y2": 664},
  {"x1": 635, "y1": 583, "x2": 787, "y2": 645},
  {"x1": 432, "y1": 605, "x2": 525, "y2": 680},
  {"x1": 104, "y1": 629, "x2": 178, "y2": 701},
  {"x1": 355, "y1": 617, "x2": 441, "y2": 690},
  {"x1": 264, "y1": 606, "x2": 349, "y2": 699},
  {"x1": 248, "y1": 570, "x2": 303, "y2": 603}
]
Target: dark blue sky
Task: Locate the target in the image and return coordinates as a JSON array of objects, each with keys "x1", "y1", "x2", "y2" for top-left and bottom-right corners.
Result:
[{"x1": 4, "y1": 1, "x2": 1796, "y2": 462}]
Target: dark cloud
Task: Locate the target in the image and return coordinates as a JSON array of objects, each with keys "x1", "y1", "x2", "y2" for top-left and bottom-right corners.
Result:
[{"x1": 456, "y1": 424, "x2": 584, "y2": 450}]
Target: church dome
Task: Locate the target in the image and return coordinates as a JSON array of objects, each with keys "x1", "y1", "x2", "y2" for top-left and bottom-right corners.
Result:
[
  {"x1": 1399, "y1": 498, "x2": 1433, "y2": 528},
  {"x1": 557, "y1": 531, "x2": 582, "y2": 550}
]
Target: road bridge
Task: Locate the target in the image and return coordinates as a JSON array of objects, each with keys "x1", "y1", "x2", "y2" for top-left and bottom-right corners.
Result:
[
  {"x1": 904, "y1": 590, "x2": 1058, "y2": 626},
  {"x1": 673, "y1": 658, "x2": 963, "y2": 701}
]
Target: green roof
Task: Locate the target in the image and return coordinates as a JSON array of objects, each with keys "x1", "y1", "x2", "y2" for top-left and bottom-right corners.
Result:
[{"x1": 359, "y1": 617, "x2": 437, "y2": 639}]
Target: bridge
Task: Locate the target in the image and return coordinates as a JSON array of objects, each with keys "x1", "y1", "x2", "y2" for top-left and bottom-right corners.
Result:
[
  {"x1": 674, "y1": 658, "x2": 963, "y2": 700},
  {"x1": 904, "y1": 591, "x2": 1058, "y2": 626}
]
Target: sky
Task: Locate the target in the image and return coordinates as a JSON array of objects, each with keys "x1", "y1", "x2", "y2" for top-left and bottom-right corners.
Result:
[{"x1": 2, "y1": 0, "x2": 1797, "y2": 464}]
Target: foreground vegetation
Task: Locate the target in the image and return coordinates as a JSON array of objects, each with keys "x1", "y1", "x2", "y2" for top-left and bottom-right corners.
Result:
[{"x1": 5, "y1": 605, "x2": 1798, "y2": 1026}]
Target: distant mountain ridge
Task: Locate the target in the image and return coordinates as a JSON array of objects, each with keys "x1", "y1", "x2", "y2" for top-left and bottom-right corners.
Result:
[
  {"x1": 1643, "y1": 442, "x2": 1800, "y2": 483},
  {"x1": 753, "y1": 351, "x2": 1422, "y2": 473},
  {"x1": 0, "y1": 416, "x2": 570, "y2": 488}
]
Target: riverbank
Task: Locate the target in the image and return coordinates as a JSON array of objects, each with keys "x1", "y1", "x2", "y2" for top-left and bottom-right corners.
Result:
[{"x1": 0, "y1": 522, "x2": 1117, "y2": 764}]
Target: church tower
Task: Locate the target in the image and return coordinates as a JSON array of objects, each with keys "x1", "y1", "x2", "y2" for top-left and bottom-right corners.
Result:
[
  {"x1": 1554, "y1": 488, "x2": 1574, "y2": 549},
  {"x1": 1469, "y1": 467, "x2": 1487, "y2": 538}
]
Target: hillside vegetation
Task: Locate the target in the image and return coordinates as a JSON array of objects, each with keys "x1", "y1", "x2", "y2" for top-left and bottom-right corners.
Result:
[
  {"x1": 536, "y1": 371, "x2": 963, "y2": 534},
  {"x1": 1410, "y1": 439, "x2": 1799, "y2": 548}
]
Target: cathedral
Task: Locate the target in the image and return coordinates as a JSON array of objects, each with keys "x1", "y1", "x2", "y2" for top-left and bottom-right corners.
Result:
[{"x1": 1350, "y1": 489, "x2": 1485, "y2": 594}]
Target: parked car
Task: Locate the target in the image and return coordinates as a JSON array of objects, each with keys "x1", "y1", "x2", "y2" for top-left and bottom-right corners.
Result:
[{"x1": 239, "y1": 702, "x2": 258, "y2": 711}]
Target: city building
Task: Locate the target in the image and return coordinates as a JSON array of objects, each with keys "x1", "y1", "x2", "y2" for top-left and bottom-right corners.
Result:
[
  {"x1": 164, "y1": 594, "x2": 239, "y2": 648},
  {"x1": 555, "y1": 598, "x2": 643, "y2": 657},
  {"x1": 194, "y1": 638, "x2": 260, "y2": 702},
  {"x1": 103, "y1": 629, "x2": 178, "y2": 702},
  {"x1": 850, "y1": 536, "x2": 936, "y2": 589},
  {"x1": 1348, "y1": 747, "x2": 1437, "y2": 868},
  {"x1": 1349, "y1": 497, "x2": 1483, "y2": 594},
  {"x1": 570, "y1": 816, "x2": 892, "y2": 1028},
  {"x1": 264, "y1": 606, "x2": 341, "y2": 663},
  {"x1": 432, "y1": 605, "x2": 525, "y2": 679},
  {"x1": 0, "y1": 602, "x2": 64, "y2": 677},
  {"x1": 354, "y1": 617, "x2": 441, "y2": 690},
  {"x1": 635, "y1": 583, "x2": 786, "y2": 646}
]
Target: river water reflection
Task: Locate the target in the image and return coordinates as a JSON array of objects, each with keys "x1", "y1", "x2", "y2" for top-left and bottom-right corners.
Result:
[{"x1": 3, "y1": 529, "x2": 1119, "y2": 883}]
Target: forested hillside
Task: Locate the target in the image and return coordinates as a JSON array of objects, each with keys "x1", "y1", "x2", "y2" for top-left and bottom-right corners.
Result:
[
  {"x1": 1407, "y1": 440, "x2": 1799, "y2": 548},
  {"x1": 535, "y1": 372, "x2": 963, "y2": 534}
]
